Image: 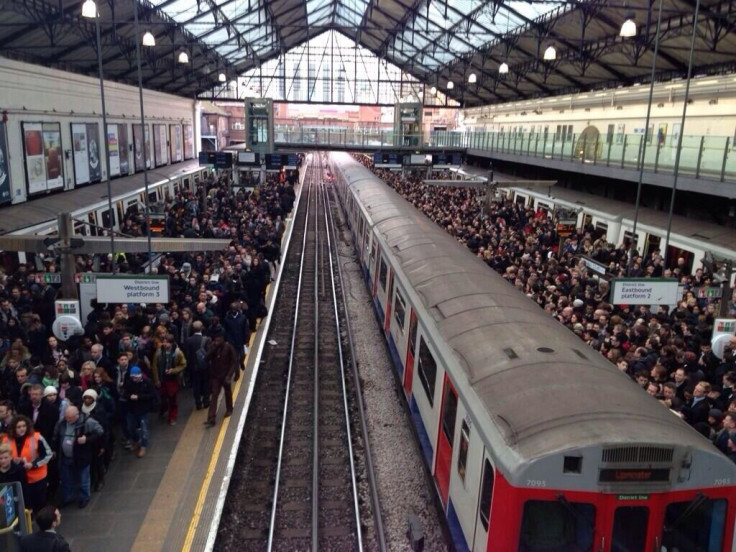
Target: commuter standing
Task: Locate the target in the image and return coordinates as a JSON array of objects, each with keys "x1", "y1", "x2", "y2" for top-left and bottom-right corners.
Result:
[
  {"x1": 203, "y1": 329, "x2": 237, "y2": 428},
  {"x1": 152, "y1": 334, "x2": 186, "y2": 426},
  {"x1": 123, "y1": 366, "x2": 155, "y2": 458}
]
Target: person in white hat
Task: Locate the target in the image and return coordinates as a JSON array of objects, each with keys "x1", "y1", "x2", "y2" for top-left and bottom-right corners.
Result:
[{"x1": 81, "y1": 389, "x2": 110, "y2": 492}]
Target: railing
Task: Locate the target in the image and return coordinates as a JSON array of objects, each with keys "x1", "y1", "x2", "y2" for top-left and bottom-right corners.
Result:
[
  {"x1": 274, "y1": 125, "x2": 429, "y2": 148},
  {"x1": 432, "y1": 130, "x2": 736, "y2": 182}
]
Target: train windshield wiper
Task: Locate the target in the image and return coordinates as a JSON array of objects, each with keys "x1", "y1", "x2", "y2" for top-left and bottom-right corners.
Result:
[{"x1": 663, "y1": 493, "x2": 708, "y2": 534}]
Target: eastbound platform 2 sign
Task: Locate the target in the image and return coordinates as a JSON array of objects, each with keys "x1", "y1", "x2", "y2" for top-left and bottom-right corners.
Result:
[
  {"x1": 96, "y1": 275, "x2": 169, "y2": 303},
  {"x1": 611, "y1": 278, "x2": 680, "y2": 306}
]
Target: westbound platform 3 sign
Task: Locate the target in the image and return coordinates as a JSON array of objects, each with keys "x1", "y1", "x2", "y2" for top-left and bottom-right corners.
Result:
[
  {"x1": 96, "y1": 275, "x2": 169, "y2": 304},
  {"x1": 611, "y1": 278, "x2": 680, "y2": 306}
]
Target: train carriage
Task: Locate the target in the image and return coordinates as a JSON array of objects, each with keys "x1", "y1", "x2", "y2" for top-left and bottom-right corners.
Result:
[{"x1": 331, "y1": 151, "x2": 736, "y2": 552}]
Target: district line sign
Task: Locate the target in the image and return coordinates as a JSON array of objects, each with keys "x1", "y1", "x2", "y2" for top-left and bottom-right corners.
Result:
[
  {"x1": 96, "y1": 275, "x2": 169, "y2": 304},
  {"x1": 611, "y1": 278, "x2": 680, "y2": 306}
]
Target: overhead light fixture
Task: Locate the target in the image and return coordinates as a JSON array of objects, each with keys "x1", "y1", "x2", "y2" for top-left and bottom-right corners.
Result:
[
  {"x1": 468, "y1": 73, "x2": 477, "y2": 84},
  {"x1": 620, "y1": 15, "x2": 637, "y2": 38},
  {"x1": 219, "y1": 73, "x2": 227, "y2": 83},
  {"x1": 430, "y1": 86, "x2": 437, "y2": 96},
  {"x1": 81, "y1": 0, "x2": 98, "y2": 18},
  {"x1": 142, "y1": 31, "x2": 156, "y2": 47},
  {"x1": 499, "y1": 62, "x2": 509, "y2": 74},
  {"x1": 178, "y1": 51, "x2": 189, "y2": 64},
  {"x1": 447, "y1": 80, "x2": 454, "y2": 90},
  {"x1": 543, "y1": 45, "x2": 556, "y2": 61}
]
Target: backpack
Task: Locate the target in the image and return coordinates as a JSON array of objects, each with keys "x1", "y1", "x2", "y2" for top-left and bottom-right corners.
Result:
[{"x1": 195, "y1": 336, "x2": 210, "y2": 371}]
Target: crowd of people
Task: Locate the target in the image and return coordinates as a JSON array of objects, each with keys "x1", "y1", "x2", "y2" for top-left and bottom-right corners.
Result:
[
  {"x1": 355, "y1": 154, "x2": 736, "y2": 463},
  {"x1": 0, "y1": 166, "x2": 297, "y2": 535}
]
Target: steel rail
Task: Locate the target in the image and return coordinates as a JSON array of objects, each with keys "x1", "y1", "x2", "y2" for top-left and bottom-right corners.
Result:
[
  {"x1": 323, "y1": 158, "x2": 387, "y2": 552},
  {"x1": 266, "y1": 168, "x2": 315, "y2": 552},
  {"x1": 311, "y1": 155, "x2": 321, "y2": 552}
]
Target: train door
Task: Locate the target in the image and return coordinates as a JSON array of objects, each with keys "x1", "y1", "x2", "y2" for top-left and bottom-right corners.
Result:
[
  {"x1": 389, "y1": 285, "x2": 408, "y2": 375},
  {"x1": 375, "y1": 256, "x2": 389, "y2": 319},
  {"x1": 384, "y1": 271, "x2": 394, "y2": 333},
  {"x1": 666, "y1": 245, "x2": 694, "y2": 273},
  {"x1": 404, "y1": 309, "x2": 418, "y2": 396},
  {"x1": 97, "y1": 207, "x2": 117, "y2": 233},
  {"x1": 435, "y1": 375, "x2": 458, "y2": 508},
  {"x1": 473, "y1": 453, "x2": 494, "y2": 552},
  {"x1": 370, "y1": 241, "x2": 379, "y2": 295}
]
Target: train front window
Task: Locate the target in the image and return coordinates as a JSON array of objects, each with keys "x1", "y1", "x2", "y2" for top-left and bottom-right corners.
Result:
[
  {"x1": 662, "y1": 497, "x2": 726, "y2": 552},
  {"x1": 519, "y1": 500, "x2": 595, "y2": 552},
  {"x1": 612, "y1": 506, "x2": 648, "y2": 552}
]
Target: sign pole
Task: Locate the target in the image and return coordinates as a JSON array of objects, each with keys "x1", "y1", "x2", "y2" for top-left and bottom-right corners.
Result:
[
  {"x1": 58, "y1": 213, "x2": 78, "y2": 300},
  {"x1": 720, "y1": 260, "x2": 733, "y2": 318}
]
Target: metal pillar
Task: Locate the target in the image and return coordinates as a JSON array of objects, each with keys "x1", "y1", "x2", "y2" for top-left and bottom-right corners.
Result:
[{"x1": 59, "y1": 213, "x2": 78, "y2": 300}]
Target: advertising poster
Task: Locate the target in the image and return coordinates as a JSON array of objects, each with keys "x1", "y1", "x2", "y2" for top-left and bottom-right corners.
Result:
[
  {"x1": 71, "y1": 123, "x2": 90, "y2": 185},
  {"x1": 183, "y1": 124, "x2": 194, "y2": 160},
  {"x1": 153, "y1": 124, "x2": 168, "y2": 167},
  {"x1": 43, "y1": 123, "x2": 64, "y2": 190},
  {"x1": 171, "y1": 124, "x2": 183, "y2": 163},
  {"x1": 86, "y1": 123, "x2": 101, "y2": 182},
  {"x1": 144, "y1": 124, "x2": 151, "y2": 169},
  {"x1": 118, "y1": 124, "x2": 129, "y2": 175},
  {"x1": 133, "y1": 124, "x2": 144, "y2": 172},
  {"x1": 23, "y1": 122, "x2": 47, "y2": 194},
  {"x1": 107, "y1": 124, "x2": 120, "y2": 177},
  {"x1": 0, "y1": 122, "x2": 11, "y2": 205}
]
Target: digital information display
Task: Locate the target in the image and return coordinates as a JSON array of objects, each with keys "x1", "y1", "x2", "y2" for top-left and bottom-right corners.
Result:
[
  {"x1": 237, "y1": 151, "x2": 260, "y2": 165},
  {"x1": 432, "y1": 152, "x2": 462, "y2": 167},
  {"x1": 214, "y1": 152, "x2": 233, "y2": 169},
  {"x1": 599, "y1": 469, "x2": 670, "y2": 484},
  {"x1": 373, "y1": 152, "x2": 403, "y2": 168},
  {"x1": 198, "y1": 151, "x2": 216, "y2": 165}
]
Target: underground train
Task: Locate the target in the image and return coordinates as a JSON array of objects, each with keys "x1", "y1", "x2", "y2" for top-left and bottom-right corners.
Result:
[
  {"x1": 330, "y1": 151, "x2": 736, "y2": 552},
  {"x1": 502, "y1": 185, "x2": 736, "y2": 276},
  {"x1": 5, "y1": 165, "x2": 211, "y2": 269}
]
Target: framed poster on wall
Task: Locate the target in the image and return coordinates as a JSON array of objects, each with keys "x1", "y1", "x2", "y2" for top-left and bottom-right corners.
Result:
[
  {"x1": 86, "y1": 123, "x2": 102, "y2": 183},
  {"x1": 118, "y1": 124, "x2": 129, "y2": 175},
  {"x1": 107, "y1": 124, "x2": 120, "y2": 177},
  {"x1": 183, "y1": 124, "x2": 194, "y2": 160},
  {"x1": 23, "y1": 122, "x2": 64, "y2": 195},
  {"x1": 0, "y1": 122, "x2": 11, "y2": 205},
  {"x1": 170, "y1": 124, "x2": 183, "y2": 163},
  {"x1": 71, "y1": 123, "x2": 90, "y2": 185},
  {"x1": 133, "y1": 124, "x2": 152, "y2": 171},
  {"x1": 153, "y1": 124, "x2": 168, "y2": 167}
]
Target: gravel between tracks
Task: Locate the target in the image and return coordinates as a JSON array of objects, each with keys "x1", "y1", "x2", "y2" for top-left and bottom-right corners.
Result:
[{"x1": 332, "y1": 201, "x2": 447, "y2": 552}]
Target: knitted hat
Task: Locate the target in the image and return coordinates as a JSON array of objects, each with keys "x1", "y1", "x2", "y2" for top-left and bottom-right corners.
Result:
[
  {"x1": 82, "y1": 389, "x2": 98, "y2": 401},
  {"x1": 43, "y1": 385, "x2": 58, "y2": 397},
  {"x1": 130, "y1": 366, "x2": 142, "y2": 376}
]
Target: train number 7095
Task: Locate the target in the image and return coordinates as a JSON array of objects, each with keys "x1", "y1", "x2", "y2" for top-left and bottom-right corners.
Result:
[{"x1": 526, "y1": 480, "x2": 547, "y2": 488}]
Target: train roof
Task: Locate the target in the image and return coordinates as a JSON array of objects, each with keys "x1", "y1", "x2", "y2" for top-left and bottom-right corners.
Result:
[{"x1": 334, "y1": 153, "x2": 719, "y2": 471}]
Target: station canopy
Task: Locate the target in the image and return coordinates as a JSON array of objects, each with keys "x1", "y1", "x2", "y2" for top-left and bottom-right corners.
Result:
[{"x1": 0, "y1": 0, "x2": 733, "y2": 106}]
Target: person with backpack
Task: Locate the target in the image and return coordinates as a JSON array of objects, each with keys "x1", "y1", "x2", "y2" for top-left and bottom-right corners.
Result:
[
  {"x1": 184, "y1": 321, "x2": 210, "y2": 410},
  {"x1": 151, "y1": 334, "x2": 186, "y2": 426},
  {"x1": 122, "y1": 366, "x2": 155, "y2": 458}
]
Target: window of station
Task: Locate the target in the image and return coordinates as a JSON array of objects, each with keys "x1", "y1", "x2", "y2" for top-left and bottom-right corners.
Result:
[
  {"x1": 441, "y1": 385, "x2": 457, "y2": 447},
  {"x1": 519, "y1": 500, "x2": 595, "y2": 552},
  {"x1": 418, "y1": 338, "x2": 437, "y2": 407},
  {"x1": 394, "y1": 290, "x2": 406, "y2": 331},
  {"x1": 457, "y1": 421, "x2": 470, "y2": 483},
  {"x1": 662, "y1": 498, "x2": 726, "y2": 552},
  {"x1": 606, "y1": 124, "x2": 615, "y2": 144},
  {"x1": 479, "y1": 459, "x2": 494, "y2": 530},
  {"x1": 379, "y1": 258, "x2": 388, "y2": 291}
]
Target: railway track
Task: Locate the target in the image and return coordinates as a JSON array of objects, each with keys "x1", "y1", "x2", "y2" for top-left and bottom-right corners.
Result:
[{"x1": 215, "y1": 154, "x2": 385, "y2": 552}]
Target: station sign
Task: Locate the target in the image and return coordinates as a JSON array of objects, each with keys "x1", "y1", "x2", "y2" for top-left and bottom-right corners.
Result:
[
  {"x1": 610, "y1": 278, "x2": 681, "y2": 306},
  {"x1": 214, "y1": 152, "x2": 233, "y2": 169},
  {"x1": 406, "y1": 153, "x2": 432, "y2": 166},
  {"x1": 198, "y1": 151, "x2": 216, "y2": 166},
  {"x1": 236, "y1": 151, "x2": 261, "y2": 166},
  {"x1": 580, "y1": 256, "x2": 607, "y2": 276},
  {"x1": 431, "y1": 152, "x2": 462, "y2": 168},
  {"x1": 694, "y1": 286, "x2": 722, "y2": 299},
  {"x1": 616, "y1": 494, "x2": 649, "y2": 501},
  {"x1": 96, "y1": 275, "x2": 169, "y2": 304},
  {"x1": 55, "y1": 300, "x2": 80, "y2": 320},
  {"x1": 373, "y1": 152, "x2": 403, "y2": 168},
  {"x1": 265, "y1": 153, "x2": 299, "y2": 170},
  {"x1": 33, "y1": 272, "x2": 61, "y2": 284}
]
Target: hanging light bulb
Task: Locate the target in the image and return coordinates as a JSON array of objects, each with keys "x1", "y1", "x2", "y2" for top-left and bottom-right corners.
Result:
[
  {"x1": 142, "y1": 31, "x2": 156, "y2": 47},
  {"x1": 219, "y1": 73, "x2": 227, "y2": 83},
  {"x1": 447, "y1": 80, "x2": 454, "y2": 90},
  {"x1": 543, "y1": 45, "x2": 556, "y2": 61},
  {"x1": 499, "y1": 62, "x2": 509, "y2": 74},
  {"x1": 468, "y1": 73, "x2": 477, "y2": 84},
  {"x1": 620, "y1": 16, "x2": 637, "y2": 38},
  {"x1": 178, "y1": 51, "x2": 189, "y2": 64},
  {"x1": 430, "y1": 86, "x2": 437, "y2": 96},
  {"x1": 81, "y1": 0, "x2": 98, "y2": 18}
]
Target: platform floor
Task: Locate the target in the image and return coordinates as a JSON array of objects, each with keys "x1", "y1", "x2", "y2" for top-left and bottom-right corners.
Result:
[{"x1": 0, "y1": 160, "x2": 201, "y2": 235}]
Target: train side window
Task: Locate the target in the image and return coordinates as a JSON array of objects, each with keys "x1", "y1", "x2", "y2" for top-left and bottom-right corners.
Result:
[
  {"x1": 379, "y1": 258, "x2": 388, "y2": 291},
  {"x1": 479, "y1": 459, "x2": 494, "y2": 530},
  {"x1": 662, "y1": 498, "x2": 726, "y2": 552},
  {"x1": 417, "y1": 338, "x2": 437, "y2": 407},
  {"x1": 408, "y1": 313, "x2": 418, "y2": 356},
  {"x1": 441, "y1": 385, "x2": 457, "y2": 446},
  {"x1": 519, "y1": 500, "x2": 595, "y2": 552},
  {"x1": 457, "y1": 421, "x2": 470, "y2": 483},
  {"x1": 394, "y1": 290, "x2": 406, "y2": 331}
]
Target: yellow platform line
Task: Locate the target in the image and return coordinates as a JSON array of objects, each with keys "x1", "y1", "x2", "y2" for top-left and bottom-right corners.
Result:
[{"x1": 181, "y1": 329, "x2": 256, "y2": 552}]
